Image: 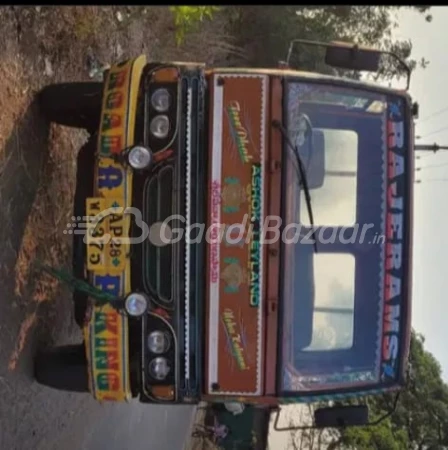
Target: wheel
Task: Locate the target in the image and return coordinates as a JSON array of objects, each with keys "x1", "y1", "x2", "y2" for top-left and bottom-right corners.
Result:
[
  {"x1": 38, "y1": 82, "x2": 103, "y2": 131},
  {"x1": 34, "y1": 344, "x2": 89, "y2": 392}
]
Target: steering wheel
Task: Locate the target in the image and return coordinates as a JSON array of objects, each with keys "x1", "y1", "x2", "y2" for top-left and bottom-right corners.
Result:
[{"x1": 295, "y1": 113, "x2": 314, "y2": 172}]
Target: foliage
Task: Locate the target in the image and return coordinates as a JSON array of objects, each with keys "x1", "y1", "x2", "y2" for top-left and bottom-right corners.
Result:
[
  {"x1": 319, "y1": 331, "x2": 448, "y2": 450},
  {"x1": 340, "y1": 417, "x2": 409, "y2": 450},
  {"x1": 169, "y1": 6, "x2": 221, "y2": 45},
  {"x1": 286, "y1": 331, "x2": 448, "y2": 449},
  {"x1": 229, "y1": 6, "x2": 432, "y2": 83}
]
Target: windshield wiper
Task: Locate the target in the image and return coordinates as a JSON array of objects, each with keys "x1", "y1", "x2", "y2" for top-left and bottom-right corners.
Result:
[{"x1": 272, "y1": 119, "x2": 318, "y2": 252}]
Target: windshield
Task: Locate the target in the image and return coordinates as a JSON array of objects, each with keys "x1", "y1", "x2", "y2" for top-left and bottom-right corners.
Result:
[{"x1": 280, "y1": 81, "x2": 410, "y2": 394}]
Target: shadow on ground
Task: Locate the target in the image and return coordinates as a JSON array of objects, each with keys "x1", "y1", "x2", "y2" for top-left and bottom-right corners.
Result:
[
  {"x1": 0, "y1": 91, "x2": 195, "y2": 450},
  {"x1": 0, "y1": 94, "x2": 88, "y2": 449}
]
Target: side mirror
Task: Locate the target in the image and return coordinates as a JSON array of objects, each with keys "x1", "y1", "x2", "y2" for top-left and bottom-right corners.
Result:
[
  {"x1": 285, "y1": 38, "x2": 411, "y2": 90},
  {"x1": 273, "y1": 404, "x2": 369, "y2": 432},
  {"x1": 314, "y1": 405, "x2": 369, "y2": 428},
  {"x1": 325, "y1": 41, "x2": 381, "y2": 72}
]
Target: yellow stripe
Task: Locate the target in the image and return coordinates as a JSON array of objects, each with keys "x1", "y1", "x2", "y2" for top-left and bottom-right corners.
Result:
[{"x1": 84, "y1": 55, "x2": 147, "y2": 402}]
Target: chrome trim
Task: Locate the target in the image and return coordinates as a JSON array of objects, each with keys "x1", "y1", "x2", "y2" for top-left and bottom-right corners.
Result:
[
  {"x1": 141, "y1": 312, "x2": 178, "y2": 401},
  {"x1": 184, "y1": 85, "x2": 192, "y2": 381}
]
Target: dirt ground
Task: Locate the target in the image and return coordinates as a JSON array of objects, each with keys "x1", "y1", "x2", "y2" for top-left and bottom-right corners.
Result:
[{"x1": 0, "y1": 6, "x2": 233, "y2": 448}]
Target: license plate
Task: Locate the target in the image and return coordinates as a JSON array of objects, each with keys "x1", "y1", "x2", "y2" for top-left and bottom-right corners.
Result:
[{"x1": 86, "y1": 198, "x2": 127, "y2": 273}]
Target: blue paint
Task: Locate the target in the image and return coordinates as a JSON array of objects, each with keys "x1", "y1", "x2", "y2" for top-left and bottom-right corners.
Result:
[
  {"x1": 98, "y1": 166, "x2": 123, "y2": 189},
  {"x1": 279, "y1": 81, "x2": 410, "y2": 397},
  {"x1": 280, "y1": 385, "x2": 398, "y2": 404},
  {"x1": 94, "y1": 274, "x2": 121, "y2": 297},
  {"x1": 381, "y1": 363, "x2": 395, "y2": 379}
]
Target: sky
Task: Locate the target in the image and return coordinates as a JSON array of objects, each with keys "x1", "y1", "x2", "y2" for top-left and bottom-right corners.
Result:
[
  {"x1": 269, "y1": 6, "x2": 448, "y2": 449},
  {"x1": 397, "y1": 6, "x2": 448, "y2": 381}
]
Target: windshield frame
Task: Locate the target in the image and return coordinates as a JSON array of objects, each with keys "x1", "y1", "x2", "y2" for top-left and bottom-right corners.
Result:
[{"x1": 276, "y1": 76, "x2": 413, "y2": 399}]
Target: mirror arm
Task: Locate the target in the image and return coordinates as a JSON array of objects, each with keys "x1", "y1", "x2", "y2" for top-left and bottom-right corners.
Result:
[
  {"x1": 273, "y1": 408, "x2": 320, "y2": 432},
  {"x1": 365, "y1": 390, "x2": 401, "y2": 427},
  {"x1": 286, "y1": 39, "x2": 412, "y2": 90},
  {"x1": 273, "y1": 391, "x2": 400, "y2": 432},
  {"x1": 382, "y1": 51, "x2": 412, "y2": 91}
]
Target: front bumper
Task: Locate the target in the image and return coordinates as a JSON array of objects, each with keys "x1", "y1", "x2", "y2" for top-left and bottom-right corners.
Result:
[{"x1": 83, "y1": 58, "x2": 207, "y2": 403}]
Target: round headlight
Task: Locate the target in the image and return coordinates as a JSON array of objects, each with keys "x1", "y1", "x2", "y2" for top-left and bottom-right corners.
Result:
[
  {"x1": 147, "y1": 330, "x2": 170, "y2": 354},
  {"x1": 151, "y1": 89, "x2": 171, "y2": 112},
  {"x1": 148, "y1": 357, "x2": 171, "y2": 380},
  {"x1": 124, "y1": 293, "x2": 148, "y2": 317},
  {"x1": 127, "y1": 145, "x2": 153, "y2": 170},
  {"x1": 150, "y1": 115, "x2": 170, "y2": 139}
]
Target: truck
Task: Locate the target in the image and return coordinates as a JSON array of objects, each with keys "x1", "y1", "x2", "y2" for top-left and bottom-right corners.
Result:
[{"x1": 34, "y1": 39, "x2": 415, "y2": 429}]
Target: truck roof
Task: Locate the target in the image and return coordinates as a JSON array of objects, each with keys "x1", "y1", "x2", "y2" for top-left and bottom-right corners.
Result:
[{"x1": 208, "y1": 67, "x2": 413, "y2": 102}]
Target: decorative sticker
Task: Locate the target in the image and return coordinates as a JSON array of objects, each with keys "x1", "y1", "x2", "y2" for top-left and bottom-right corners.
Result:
[
  {"x1": 207, "y1": 74, "x2": 267, "y2": 396},
  {"x1": 83, "y1": 55, "x2": 146, "y2": 402},
  {"x1": 381, "y1": 96, "x2": 407, "y2": 383}
]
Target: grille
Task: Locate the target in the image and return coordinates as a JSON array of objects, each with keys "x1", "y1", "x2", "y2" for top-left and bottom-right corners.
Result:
[
  {"x1": 130, "y1": 68, "x2": 207, "y2": 401},
  {"x1": 142, "y1": 165, "x2": 174, "y2": 306}
]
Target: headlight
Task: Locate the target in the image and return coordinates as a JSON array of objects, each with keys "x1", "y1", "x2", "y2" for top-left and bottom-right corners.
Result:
[
  {"x1": 150, "y1": 115, "x2": 170, "y2": 139},
  {"x1": 127, "y1": 145, "x2": 153, "y2": 170},
  {"x1": 149, "y1": 357, "x2": 171, "y2": 380},
  {"x1": 151, "y1": 89, "x2": 171, "y2": 112},
  {"x1": 147, "y1": 331, "x2": 170, "y2": 354},
  {"x1": 124, "y1": 292, "x2": 148, "y2": 317}
]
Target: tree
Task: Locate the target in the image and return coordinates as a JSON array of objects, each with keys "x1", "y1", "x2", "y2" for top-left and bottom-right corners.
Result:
[
  {"x1": 339, "y1": 331, "x2": 448, "y2": 450},
  {"x1": 285, "y1": 330, "x2": 448, "y2": 450},
  {"x1": 230, "y1": 6, "x2": 432, "y2": 83}
]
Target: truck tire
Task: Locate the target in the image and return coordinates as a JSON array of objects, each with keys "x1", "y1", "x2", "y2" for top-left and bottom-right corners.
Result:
[
  {"x1": 38, "y1": 82, "x2": 103, "y2": 131},
  {"x1": 34, "y1": 344, "x2": 89, "y2": 392}
]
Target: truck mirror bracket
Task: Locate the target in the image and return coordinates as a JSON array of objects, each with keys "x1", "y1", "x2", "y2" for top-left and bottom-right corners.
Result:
[
  {"x1": 273, "y1": 391, "x2": 400, "y2": 432},
  {"x1": 285, "y1": 38, "x2": 411, "y2": 91}
]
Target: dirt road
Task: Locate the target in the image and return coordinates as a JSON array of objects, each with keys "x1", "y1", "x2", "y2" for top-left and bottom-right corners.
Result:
[
  {"x1": 0, "y1": 6, "x2": 199, "y2": 449},
  {"x1": 0, "y1": 98, "x2": 196, "y2": 450}
]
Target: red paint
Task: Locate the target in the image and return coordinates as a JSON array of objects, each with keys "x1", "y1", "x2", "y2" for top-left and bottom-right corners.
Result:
[
  {"x1": 108, "y1": 70, "x2": 127, "y2": 90},
  {"x1": 102, "y1": 113, "x2": 122, "y2": 131},
  {"x1": 100, "y1": 135, "x2": 123, "y2": 155},
  {"x1": 153, "y1": 307, "x2": 170, "y2": 320},
  {"x1": 95, "y1": 337, "x2": 118, "y2": 348},
  {"x1": 106, "y1": 91, "x2": 124, "y2": 110},
  {"x1": 153, "y1": 149, "x2": 174, "y2": 163}
]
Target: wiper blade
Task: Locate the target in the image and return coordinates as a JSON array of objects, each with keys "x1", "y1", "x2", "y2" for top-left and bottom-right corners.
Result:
[{"x1": 272, "y1": 119, "x2": 318, "y2": 252}]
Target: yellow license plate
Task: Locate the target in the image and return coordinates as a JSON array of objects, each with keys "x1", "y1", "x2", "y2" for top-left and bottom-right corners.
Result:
[{"x1": 86, "y1": 198, "x2": 127, "y2": 273}]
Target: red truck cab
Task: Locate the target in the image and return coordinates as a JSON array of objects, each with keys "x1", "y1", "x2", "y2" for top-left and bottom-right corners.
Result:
[{"x1": 34, "y1": 40, "x2": 414, "y2": 428}]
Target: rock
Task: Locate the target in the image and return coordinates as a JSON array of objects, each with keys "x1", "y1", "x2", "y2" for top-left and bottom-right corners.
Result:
[
  {"x1": 44, "y1": 56, "x2": 53, "y2": 77},
  {"x1": 116, "y1": 42, "x2": 124, "y2": 59},
  {"x1": 116, "y1": 11, "x2": 123, "y2": 22},
  {"x1": 89, "y1": 64, "x2": 110, "y2": 81}
]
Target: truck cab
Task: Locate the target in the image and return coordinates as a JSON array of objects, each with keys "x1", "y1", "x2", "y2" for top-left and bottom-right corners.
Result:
[{"x1": 34, "y1": 41, "x2": 414, "y2": 424}]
